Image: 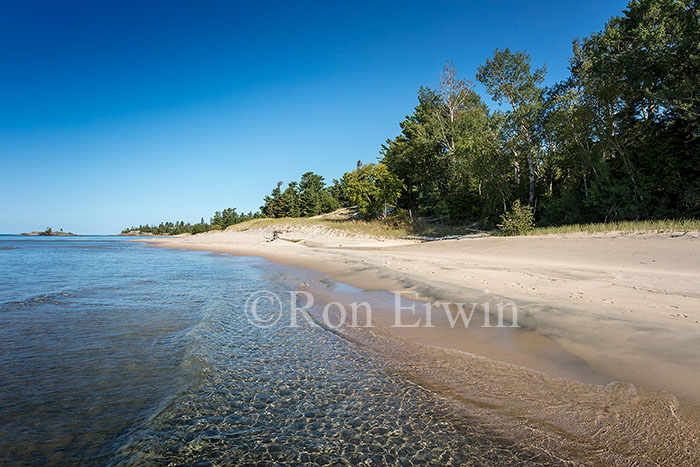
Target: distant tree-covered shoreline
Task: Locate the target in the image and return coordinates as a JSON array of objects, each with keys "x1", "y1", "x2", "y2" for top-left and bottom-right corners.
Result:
[{"x1": 122, "y1": 209, "x2": 262, "y2": 235}]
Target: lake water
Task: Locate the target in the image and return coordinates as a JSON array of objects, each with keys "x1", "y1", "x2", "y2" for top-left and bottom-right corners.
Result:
[{"x1": 0, "y1": 235, "x2": 559, "y2": 465}]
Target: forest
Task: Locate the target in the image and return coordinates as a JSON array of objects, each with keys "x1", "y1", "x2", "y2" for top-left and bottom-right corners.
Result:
[
  {"x1": 126, "y1": 0, "x2": 699, "y2": 235},
  {"x1": 122, "y1": 209, "x2": 262, "y2": 235}
]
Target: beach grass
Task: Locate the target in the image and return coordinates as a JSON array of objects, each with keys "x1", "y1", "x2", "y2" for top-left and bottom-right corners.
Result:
[{"x1": 527, "y1": 219, "x2": 700, "y2": 236}]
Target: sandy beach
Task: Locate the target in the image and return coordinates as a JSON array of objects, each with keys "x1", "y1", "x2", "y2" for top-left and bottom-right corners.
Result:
[{"x1": 145, "y1": 226, "x2": 700, "y2": 463}]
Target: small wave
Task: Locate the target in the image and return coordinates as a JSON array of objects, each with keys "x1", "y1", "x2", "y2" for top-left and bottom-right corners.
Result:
[{"x1": 1, "y1": 291, "x2": 75, "y2": 308}]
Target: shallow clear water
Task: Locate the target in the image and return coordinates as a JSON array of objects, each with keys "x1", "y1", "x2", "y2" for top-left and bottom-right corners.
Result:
[{"x1": 0, "y1": 236, "x2": 557, "y2": 465}]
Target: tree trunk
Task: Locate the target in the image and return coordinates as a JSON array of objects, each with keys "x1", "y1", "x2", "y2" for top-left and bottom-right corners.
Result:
[{"x1": 527, "y1": 152, "x2": 535, "y2": 206}]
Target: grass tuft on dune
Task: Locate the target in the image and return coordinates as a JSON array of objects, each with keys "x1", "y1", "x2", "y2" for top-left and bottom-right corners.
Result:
[{"x1": 527, "y1": 219, "x2": 700, "y2": 236}]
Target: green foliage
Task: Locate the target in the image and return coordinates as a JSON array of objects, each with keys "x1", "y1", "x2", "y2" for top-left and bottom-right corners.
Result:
[
  {"x1": 499, "y1": 200, "x2": 534, "y2": 236},
  {"x1": 381, "y1": 71, "x2": 498, "y2": 223},
  {"x1": 190, "y1": 223, "x2": 209, "y2": 235},
  {"x1": 262, "y1": 181, "x2": 285, "y2": 218},
  {"x1": 476, "y1": 48, "x2": 546, "y2": 111},
  {"x1": 279, "y1": 182, "x2": 301, "y2": 218},
  {"x1": 299, "y1": 172, "x2": 324, "y2": 216},
  {"x1": 328, "y1": 177, "x2": 352, "y2": 208},
  {"x1": 477, "y1": 48, "x2": 546, "y2": 207},
  {"x1": 344, "y1": 163, "x2": 404, "y2": 219},
  {"x1": 212, "y1": 208, "x2": 241, "y2": 230},
  {"x1": 261, "y1": 172, "x2": 342, "y2": 219},
  {"x1": 563, "y1": 0, "x2": 700, "y2": 221},
  {"x1": 298, "y1": 172, "x2": 339, "y2": 216}
]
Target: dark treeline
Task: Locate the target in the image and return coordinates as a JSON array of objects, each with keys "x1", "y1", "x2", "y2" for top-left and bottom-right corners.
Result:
[
  {"x1": 260, "y1": 162, "x2": 402, "y2": 220},
  {"x1": 129, "y1": 1, "x2": 699, "y2": 235},
  {"x1": 261, "y1": 172, "x2": 344, "y2": 218},
  {"x1": 264, "y1": 0, "x2": 699, "y2": 227},
  {"x1": 122, "y1": 208, "x2": 262, "y2": 235}
]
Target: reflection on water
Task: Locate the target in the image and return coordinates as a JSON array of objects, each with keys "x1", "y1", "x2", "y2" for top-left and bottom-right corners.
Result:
[{"x1": 0, "y1": 237, "x2": 558, "y2": 465}]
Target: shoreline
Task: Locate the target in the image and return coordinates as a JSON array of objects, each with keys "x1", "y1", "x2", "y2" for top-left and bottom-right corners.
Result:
[
  {"x1": 141, "y1": 226, "x2": 700, "y2": 400},
  {"x1": 142, "y1": 226, "x2": 700, "y2": 463}
]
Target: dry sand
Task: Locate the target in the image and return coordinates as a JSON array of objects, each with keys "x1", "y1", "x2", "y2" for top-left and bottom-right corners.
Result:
[{"x1": 143, "y1": 225, "x2": 700, "y2": 463}]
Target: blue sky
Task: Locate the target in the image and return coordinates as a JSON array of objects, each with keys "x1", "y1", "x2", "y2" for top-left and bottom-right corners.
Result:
[{"x1": 0, "y1": 0, "x2": 629, "y2": 234}]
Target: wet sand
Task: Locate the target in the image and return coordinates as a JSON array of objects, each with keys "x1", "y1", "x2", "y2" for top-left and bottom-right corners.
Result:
[{"x1": 143, "y1": 226, "x2": 700, "y2": 463}]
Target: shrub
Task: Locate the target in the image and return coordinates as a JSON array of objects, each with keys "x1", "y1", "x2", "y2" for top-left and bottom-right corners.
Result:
[{"x1": 500, "y1": 200, "x2": 534, "y2": 236}]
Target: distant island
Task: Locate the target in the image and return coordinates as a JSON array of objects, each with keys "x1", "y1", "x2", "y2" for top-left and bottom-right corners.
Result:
[{"x1": 20, "y1": 227, "x2": 75, "y2": 236}]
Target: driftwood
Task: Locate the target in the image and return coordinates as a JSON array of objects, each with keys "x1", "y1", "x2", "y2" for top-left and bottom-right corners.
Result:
[
  {"x1": 267, "y1": 230, "x2": 283, "y2": 242},
  {"x1": 279, "y1": 237, "x2": 303, "y2": 243},
  {"x1": 266, "y1": 230, "x2": 303, "y2": 243}
]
